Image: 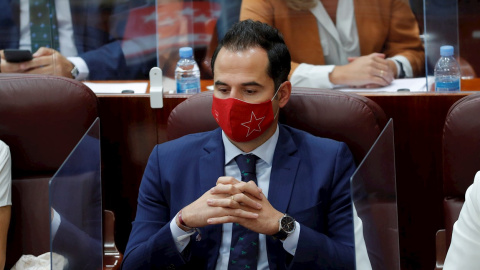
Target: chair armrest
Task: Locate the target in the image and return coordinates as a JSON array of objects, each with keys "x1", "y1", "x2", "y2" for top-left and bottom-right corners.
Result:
[
  {"x1": 435, "y1": 229, "x2": 446, "y2": 270},
  {"x1": 104, "y1": 210, "x2": 123, "y2": 270}
]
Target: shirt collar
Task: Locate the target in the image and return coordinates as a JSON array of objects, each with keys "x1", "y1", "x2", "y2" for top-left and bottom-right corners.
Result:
[{"x1": 222, "y1": 124, "x2": 279, "y2": 166}]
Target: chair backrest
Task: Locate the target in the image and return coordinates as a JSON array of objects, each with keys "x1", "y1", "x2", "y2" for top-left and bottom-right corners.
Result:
[
  {"x1": 0, "y1": 74, "x2": 98, "y2": 268},
  {"x1": 167, "y1": 88, "x2": 387, "y2": 165},
  {"x1": 442, "y1": 92, "x2": 480, "y2": 248}
]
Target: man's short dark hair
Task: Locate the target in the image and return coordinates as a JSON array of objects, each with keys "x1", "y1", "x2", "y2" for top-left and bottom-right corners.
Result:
[{"x1": 211, "y1": 19, "x2": 291, "y2": 91}]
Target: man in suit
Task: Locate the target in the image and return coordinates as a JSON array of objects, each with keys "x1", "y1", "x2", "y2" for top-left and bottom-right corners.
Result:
[
  {"x1": 240, "y1": 0, "x2": 425, "y2": 89},
  {"x1": 122, "y1": 19, "x2": 356, "y2": 269},
  {"x1": 0, "y1": 0, "x2": 147, "y2": 80}
]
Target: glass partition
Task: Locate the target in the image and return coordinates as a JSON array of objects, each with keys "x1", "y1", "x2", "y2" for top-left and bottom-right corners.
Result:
[
  {"x1": 3, "y1": 0, "x2": 441, "y2": 86},
  {"x1": 351, "y1": 119, "x2": 399, "y2": 270},
  {"x1": 152, "y1": 0, "x2": 221, "y2": 79},
  {"x1": 9, "y1": 0, "x2": 480, "y2": 88},
  {"x1": 423, "y1": 0, "x2": 460, "y2": 84},
  {"x1": 49, "y1": 118, "x2": 102, "y2": 270}
]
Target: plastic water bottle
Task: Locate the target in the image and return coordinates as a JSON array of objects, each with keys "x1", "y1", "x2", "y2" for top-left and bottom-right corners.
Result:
[
  {"x1": 175, "y1": 47, "x2": 201, "y2": 94},
  {"x1": 434, "y1": 45, "x2": 461, "y2": 92}
]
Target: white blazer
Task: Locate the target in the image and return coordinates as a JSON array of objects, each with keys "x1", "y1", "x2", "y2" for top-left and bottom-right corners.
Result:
[
  {"x1": 0, "y1": 140, "x2": 11, "y2": 206},
  {"x1": 444, "y1": 171, "x2": 480, "y2": 269}
]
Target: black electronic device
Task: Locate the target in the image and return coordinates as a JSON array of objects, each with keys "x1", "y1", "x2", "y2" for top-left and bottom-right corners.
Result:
[{"x1": 4, "y1": 49, "x2": 33, "y2": 63}]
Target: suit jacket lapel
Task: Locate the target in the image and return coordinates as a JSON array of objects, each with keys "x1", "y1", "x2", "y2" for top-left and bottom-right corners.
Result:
[
  {"x1": 69, "y1": 0, "x2": 86, "y2": 53},
  {"x1": 199, "y1": 128, "x2": 225, "y2": 194},
  {"x1": 198, "y1": 128, "x2": 225, "y2": 267},
  {"x1": 268, "y1": 125, "x2": 300, "y2": 214},
  {"x1": 266, "y1": 126, "x2": 299, "y2": 269}
]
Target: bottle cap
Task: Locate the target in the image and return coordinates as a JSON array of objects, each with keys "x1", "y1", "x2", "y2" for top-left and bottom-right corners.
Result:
[
  {"x1": 179, "y1": 47, "x2": 193, "y2": 58},
  {"x1": 440, "y1": 45, "x2": 454, "y2": 56}
]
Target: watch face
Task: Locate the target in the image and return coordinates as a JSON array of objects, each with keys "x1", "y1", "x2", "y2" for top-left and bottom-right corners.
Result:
[
  {"x1": 71, "y1": 66, "x2": 79, "y2": 79},
  {"x1": 281, "y1": 215, "x2": 295, "y2": 233}
]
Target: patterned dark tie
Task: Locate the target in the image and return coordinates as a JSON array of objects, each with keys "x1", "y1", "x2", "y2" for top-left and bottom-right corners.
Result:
[
  {"x1": 228, "y1": 154, "x2": 259, "y2": 270},
  {"x1": 30, "y1": 0, "x2": 60, "y2": 52}
]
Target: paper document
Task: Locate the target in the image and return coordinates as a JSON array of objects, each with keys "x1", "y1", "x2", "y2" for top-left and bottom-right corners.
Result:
[
  {"x1": 339, "y1": 77, "x2": 433, "y2": 93},
  {"x1": 83, "y1": 82, "x2": 148, "y2": 94},
  {"x1": 163, "y1": 77, "x2": 177, "y2": 94}
]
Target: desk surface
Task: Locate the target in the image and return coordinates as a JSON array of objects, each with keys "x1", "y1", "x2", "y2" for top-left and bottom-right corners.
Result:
[
  {"x1": 93, "y1": 77, "x2": 480, "y2": 97},
  {"x1": 95, "y1": 80, "x2": 479, "y2": 270}
]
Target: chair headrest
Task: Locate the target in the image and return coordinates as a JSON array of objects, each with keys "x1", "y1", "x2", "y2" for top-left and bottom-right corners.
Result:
[
  {"x1": 167, "y1": 88, "x2": 387, "y2": 164},
  {"x1": 0, "y1": 74, "x2": 98, "y2": 178},
  {"x1": 443, "y1": 92, "x2": 480, "y2": 196}
]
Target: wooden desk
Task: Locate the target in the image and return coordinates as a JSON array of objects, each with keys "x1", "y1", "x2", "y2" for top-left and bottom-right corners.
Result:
[{"x1": 96, "y1": 83, "x2": 476, "y2": 270}]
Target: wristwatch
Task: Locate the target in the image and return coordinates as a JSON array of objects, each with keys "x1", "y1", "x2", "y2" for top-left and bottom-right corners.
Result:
[
  {"x1": 272, "y1": 213, "x2": 296, "y2": 240},
  {"x1": 70, "y1": 64, "x2": 79, "y2": 79},
  {"x1": 395, "y1": 60, "x2": 406, "y2": 79}
]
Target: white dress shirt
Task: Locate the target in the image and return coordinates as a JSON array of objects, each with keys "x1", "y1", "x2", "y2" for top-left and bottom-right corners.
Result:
[
  {"x1": 290, "y1": 0, "x2": 413, "y2": 89},
  {"x1": 0, "y1": 140, "x2": 12, "y2": 207},
  {"x1": 170, "y1": 125, "x2": 301, "y2": 269},
  {"x1": 444, "y1": 171, "x2": 480, "y2": 270},
  {"x1": 18, "y1": 0, "x2": 89, "y2": 80}
]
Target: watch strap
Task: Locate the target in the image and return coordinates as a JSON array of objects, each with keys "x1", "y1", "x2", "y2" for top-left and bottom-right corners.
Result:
[{"x1": 395, "y1": 60, "x2": 406, "y2": 79}]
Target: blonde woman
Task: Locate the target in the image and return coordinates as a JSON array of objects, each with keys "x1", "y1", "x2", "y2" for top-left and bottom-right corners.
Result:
[
  {"x1": 240, "y1": 0, "x2": 424, "y2": 89},
  {"x1": 0, "y1": 140, "x2": 11, "y2": 270}
]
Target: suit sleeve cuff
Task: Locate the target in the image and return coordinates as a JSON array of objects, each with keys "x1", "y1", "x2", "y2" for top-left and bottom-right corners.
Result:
[
  {"x1": 67, "y1": 56, "x2": 89, "y2": 81},
  {"x1": 290, "y1": 63, "x2": 336, "y2": 89},
  {"x1": 170, "y1": 213, "x2": 194, "y2": 252},
  {"x1": 388, "y1": 55, "x2": 413, "y2": 78},
  {"x1": 281, "y1": 221, "x2": 300, "y2": 256}
]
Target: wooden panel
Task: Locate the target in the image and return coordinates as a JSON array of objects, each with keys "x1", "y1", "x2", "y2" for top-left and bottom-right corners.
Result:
[
  {"x1": 98, "y1": 95, "x2": 158, "y2": 251},
  {"x1": 367, "y1": 92, "x2": 467, "y2": 269}
]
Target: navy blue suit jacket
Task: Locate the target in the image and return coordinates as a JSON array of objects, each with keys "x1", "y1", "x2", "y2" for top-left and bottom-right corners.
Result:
[
  {"x1": 0, "y1": 0, "x2": 148, "y2": 80},
  {"x1": 123, "y1": 125, "x2": 356, "y2": 269}
]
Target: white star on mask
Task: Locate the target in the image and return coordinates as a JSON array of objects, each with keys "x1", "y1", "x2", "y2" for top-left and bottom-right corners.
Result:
[{"x1": 241, "y1": 111, "x2": 265, "y2": 137}]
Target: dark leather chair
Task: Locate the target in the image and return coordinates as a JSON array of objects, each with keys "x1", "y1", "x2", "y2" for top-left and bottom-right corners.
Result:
[
  {"x1": 435, "y1": 92, "x2": 480, "y2": 269},
  {"x1": 167, "y1": 88, "x2": 393, "y2": 268},
  {"x1": 167, "y1": 88, "x2": 387, "y2": 170},
  {"x1": 0, "y1": 74, "x2": 121, "y2": 269}
]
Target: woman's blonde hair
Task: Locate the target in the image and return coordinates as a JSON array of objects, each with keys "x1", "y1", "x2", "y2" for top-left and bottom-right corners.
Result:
[{"x1": 285, "y1": 0, "x2": 318, "y2": 11}]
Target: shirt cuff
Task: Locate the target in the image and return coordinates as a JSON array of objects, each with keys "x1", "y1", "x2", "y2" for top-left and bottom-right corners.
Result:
[
  {"x1": 51, "y1": 208, "x2": 61, "y2": 240},
  {"x1": 67, "y1": 56, "x2": 89, "y2": 81},
  {"x1": 170, "y1": 213, "x2": 195, "y2": 252},
  {"x1": 281, "y1": 221, "x2": 300, "y2": 256},
  {"x1": 290, "y1": 63, "x2": 336, "y2": 89},
  {"x1": 388, "y1": 55, "x2": 413, "y2": 78}
]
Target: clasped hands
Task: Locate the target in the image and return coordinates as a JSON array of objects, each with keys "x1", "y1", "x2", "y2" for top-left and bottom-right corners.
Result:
[
  {"x1": 179, "y1": 176, "x2": 283, "y2": 236},
  {"x1": 0, "y1": 47, "x2": 74, "y2": 78},
  {"x1": 329, "y1": 52, "x2": 398, "y2": 88}
]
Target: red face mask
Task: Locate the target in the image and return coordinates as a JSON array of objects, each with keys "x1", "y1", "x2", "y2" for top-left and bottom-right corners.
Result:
[{"x1": 212, "y1": 92, "x2": 279, "y2": 142}]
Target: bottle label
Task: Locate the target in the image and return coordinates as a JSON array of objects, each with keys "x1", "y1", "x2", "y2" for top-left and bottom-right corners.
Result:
[
  {"x1": 177, "y1": 76, "x2": 200, "y2": 94},
  {"x1": 435, "y1": 79, "x2": 460, "y2": 92}
]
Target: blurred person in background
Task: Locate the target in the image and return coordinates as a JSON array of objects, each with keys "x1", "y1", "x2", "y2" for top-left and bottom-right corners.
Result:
[
  {"x1": 0, "y1": 0, "x2": 148, "y2": 80},
  {"x1": 240, "y1": 0, "x2": 425, "y2": 89}
]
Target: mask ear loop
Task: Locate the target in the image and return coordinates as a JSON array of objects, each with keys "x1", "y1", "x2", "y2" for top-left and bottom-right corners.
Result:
[
  {"x1": 271, "y1": 82, "x2": 284, "y2": 102},
  {"x1": 271, "y1": 82, "x2": 285, "y2": 119}
]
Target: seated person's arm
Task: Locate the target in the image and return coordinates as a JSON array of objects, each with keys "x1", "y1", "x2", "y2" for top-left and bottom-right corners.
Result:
[
  {"x1": 443, "y1": 172, "x2": 480, "y2": 269},
  {"x1": 0, "y1": 141, "x2": 12, "y2": 270},
  {"x1": 381, "y1": 0, "x2": 424, "y2": 79}
]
